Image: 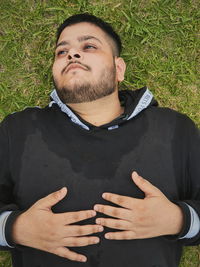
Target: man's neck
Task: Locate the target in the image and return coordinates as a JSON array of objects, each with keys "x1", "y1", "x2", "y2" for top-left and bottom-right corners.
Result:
[{"x1": 67, "y1": 91, "x2": 124, "y2": 126}]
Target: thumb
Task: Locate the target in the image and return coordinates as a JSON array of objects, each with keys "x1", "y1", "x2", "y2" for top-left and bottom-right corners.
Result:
[
  {"x1": 36, "y1": 187, "x2": 67, "y2": 210},
  {"x1": 132, "y1": 172, "x2": 162, "y2": 197}
]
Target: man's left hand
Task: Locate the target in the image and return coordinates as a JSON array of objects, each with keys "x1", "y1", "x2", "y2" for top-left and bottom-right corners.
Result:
[{"x1": 94, "y1": 172, "x2": 183, "y2": 240}]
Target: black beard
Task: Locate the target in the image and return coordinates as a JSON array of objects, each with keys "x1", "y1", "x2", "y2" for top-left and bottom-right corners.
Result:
[{"x1": 53, "y1": 65, "x2": 117, "y2": 104}]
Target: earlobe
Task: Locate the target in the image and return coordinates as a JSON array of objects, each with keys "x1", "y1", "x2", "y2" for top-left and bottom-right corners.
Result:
[{"x1": 115, "y1": 57, "x2": 126, "y2": 82}]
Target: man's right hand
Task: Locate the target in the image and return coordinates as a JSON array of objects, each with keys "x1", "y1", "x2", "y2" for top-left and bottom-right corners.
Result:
[{"x1": 12, "y1": 187, "x2": 103, "y2": 262}]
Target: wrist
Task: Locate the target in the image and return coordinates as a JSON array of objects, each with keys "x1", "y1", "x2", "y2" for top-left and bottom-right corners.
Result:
[{"x1": 168, "y1": 203, "x2": 184, "y2": 235}]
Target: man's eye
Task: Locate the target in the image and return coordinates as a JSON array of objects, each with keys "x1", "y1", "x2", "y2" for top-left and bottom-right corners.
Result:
[
  {"x1": 57, "y1": 50, "x2": 67, "y2": 56},
  {"x1": 84, "y1": 45, "x2": 96, "y2": 50}
]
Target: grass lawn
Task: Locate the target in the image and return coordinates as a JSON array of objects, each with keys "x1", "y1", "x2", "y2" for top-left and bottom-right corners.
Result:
[{"x1": 0, "y1": 0, "x2": 199, "y2": 266}]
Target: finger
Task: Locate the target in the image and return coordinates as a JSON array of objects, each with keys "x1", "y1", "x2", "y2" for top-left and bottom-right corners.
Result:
[
  {"x1": 55, "y1": 247, "x2": 87, "y2": 262},
  {"x1": 132, "y1": 171, "x2": 163, "y2": 197},
  {"x1": 94, "y1": 204, "x2": 132, "y2": 221},
  {"x1": 104, "y1": 230, "x2": 135, "y2": 240},
  {"x1": 58, "y1": 210, "x2": 97, "y2": 225},
  {"x1": 96, "y1": 218, "x2": 131, "y2": 230},
  {"x1": 63, "y1": 236, "x2": 100, "y2": 247},
  {"x1": 65, "y1": 224, "x2": 104, "y2": 237},
  {"x1": 102, "y1": 192, "x2": 137, "y2": 209},
  {"x1": 36, "y1": 187, "x2": 67, "y2": 210}
]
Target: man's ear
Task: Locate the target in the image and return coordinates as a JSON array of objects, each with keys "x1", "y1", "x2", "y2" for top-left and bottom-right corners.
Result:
[{"x1": 115, "y1": 57, "x2": 126, "y2": 82}]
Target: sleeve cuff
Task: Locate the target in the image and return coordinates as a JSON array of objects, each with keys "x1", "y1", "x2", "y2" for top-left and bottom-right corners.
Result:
[
  {"x1": 5, "y1": 210, "x2": 24, "y2": 247},
  {"x1": 180, "y1": 203, "x2": 200, "y2": 239},
  {"x1": 0, "y1": 211, "x2": 13, "y2": 247}
]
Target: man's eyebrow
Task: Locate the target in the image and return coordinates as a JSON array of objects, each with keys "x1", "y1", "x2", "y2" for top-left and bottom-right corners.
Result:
[
  {"x1": 77, "y1": 35, "x2": 102, "y2": 44},
  {"x1": 56, "y1": 35, "x2": 102, "y2": 49},
  {"x1": 56, "y1": 41, "x2": 69, "y2": 49}
]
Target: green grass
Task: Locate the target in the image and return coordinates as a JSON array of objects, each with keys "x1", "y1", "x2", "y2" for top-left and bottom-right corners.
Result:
[{"x1": 0, "y1": 0, "x2": 199, "y2": 266}]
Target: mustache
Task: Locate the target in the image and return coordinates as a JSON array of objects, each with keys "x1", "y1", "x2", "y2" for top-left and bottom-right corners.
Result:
[{"x1": 61, "y1": 61, "x2": 91, "y2": 75}]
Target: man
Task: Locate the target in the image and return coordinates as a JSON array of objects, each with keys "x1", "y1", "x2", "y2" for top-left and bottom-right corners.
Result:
[{"x1": 0, "y1": 13, "x2": 199, "y2": 267}]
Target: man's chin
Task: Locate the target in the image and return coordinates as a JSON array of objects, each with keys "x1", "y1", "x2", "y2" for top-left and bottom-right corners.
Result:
[{"x1": 61, "y1": 78, "x2": 87, "y2": 89}]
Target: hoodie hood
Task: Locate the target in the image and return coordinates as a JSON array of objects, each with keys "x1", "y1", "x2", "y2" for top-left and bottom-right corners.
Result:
[{"x1": 49, "y1": 86, "x2": 158, "y2": 131}]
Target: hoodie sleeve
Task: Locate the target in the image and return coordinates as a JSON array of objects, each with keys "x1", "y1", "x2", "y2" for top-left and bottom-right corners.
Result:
[
  {"x1": 0, "y1": 117, "x2": 21, "y2": 250},
  {"x1": 180, "y1": 118, "x2": 200, "y2": 245},
  {"x1": 170, "y1": 115, "x2": 200, "y2": 245}
]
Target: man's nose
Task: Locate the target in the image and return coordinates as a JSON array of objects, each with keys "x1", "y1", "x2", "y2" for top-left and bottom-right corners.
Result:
[{"x1": 67, "y1": 48, "x2": 81, "y2": 60}]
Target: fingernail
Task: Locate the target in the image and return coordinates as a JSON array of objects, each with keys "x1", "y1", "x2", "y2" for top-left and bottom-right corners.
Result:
[
  {"x1": 93, "y1": 238, "x2": 100, "y2": 244},
  {"x1": 105, "y1": 233, "x2": 110, "y2": 239},
  {"x1": 94, "y1": 205, "x2": 99, "y2": 211},
  {"x1": 91, "y1": 210, "x2": 96, "y2": 216},
  {"x1": 96, "y1": 219, "x2": 101, "y2": 224},
  {"x1": 102, "y1": 193, "x2": 107, "y2": 198},
  {"x1": 98, "y1": 226, "x2": 104, "y2": 232},
  {"x1": 80, "y1": 256, "x2": 87, "y2": 262},
  {"x1": 60, "y1": 187, "x2": 67, "y2": 194},
  {"x1": 132, "y1": 171, "x2": 139, "y2": 179}
]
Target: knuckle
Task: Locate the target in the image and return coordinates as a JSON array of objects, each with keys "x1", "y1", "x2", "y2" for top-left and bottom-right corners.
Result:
[
  {"x1": 98, "y1": 206, "x2": 104, "y2": 212},
  {"x1": 99, "y1": 218, "x2": 105, "y2": 225},
  {"x1": 122, "y1": 232, "x2": 129, "y2": 239},
  {"x1": 86, "y1": 210, "x2": 94, "y2": 218},
  {"x1": 94, "y1": 225, "x2": 101, "y2": 232},
  {"x1": 86, "y1": 238, "x2": 92, "y2": 245},
  {"x1": 139, "y1": 176, "x2": 146, "y2": 184},
  {"x1": 75, "y1": 255, "x2": 81, "y2": 262},
  {"x1": 114, "y1": 221, "x2": 121, "y2": 228},
  {"x1": 71, "y1": 239, "x2": 78, "y2": 247},
  {"x1": 73, "y1": 213, "x2": 80, "y2": 221},
  {"x1": 113, "y1": 209, "x2": 119, "y2": 217},
  {"x1": 88, "y1": 239, "x2": 93, "y2": 245},
  {"x1": 90, "y1": 226, "x2": 96, "y2": 233},
  {"x1": 130, "y1": 230, "x2": 137, "y2": 238},
  {"x1": 57, "y1": 249, "x2": 70, "y2": 259},
  {"x1": 85, "y1": 211, "x2": 89, "y2": 218},
  {"x1": 77, "y1": 227, "x2": 83, "y2": 236},
  {"x1": 117, "y1": 197, "x2": 123, "y2": 205},
  {"x1": 52, "y1": 191, "x2": 60, "y2": 200},
  {"x1": 89, "y1": 237, "x2": 98, "y2": 244}
]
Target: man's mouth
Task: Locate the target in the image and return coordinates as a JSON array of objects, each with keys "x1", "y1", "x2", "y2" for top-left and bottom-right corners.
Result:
[{"x1": 66, "y1": 63, "x2": 87, "y2": 73}]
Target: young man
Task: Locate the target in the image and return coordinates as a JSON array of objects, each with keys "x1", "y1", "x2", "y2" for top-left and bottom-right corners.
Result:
[{"x1": 0, "y1": 13, "x2": 199, "y2": 267}]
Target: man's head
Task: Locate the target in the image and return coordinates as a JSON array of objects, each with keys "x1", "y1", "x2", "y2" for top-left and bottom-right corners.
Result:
[
  {"x1": 52, "y1": 13, "x2": 126, "y2": 104},
  {"x1": 56, "y1": 13, "x2": 122, "y2": 57}
]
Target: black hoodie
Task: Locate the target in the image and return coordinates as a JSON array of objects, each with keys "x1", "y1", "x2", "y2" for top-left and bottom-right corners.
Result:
[{"x1": 0, "y1": 87, "x2": 200, "y2": 267}]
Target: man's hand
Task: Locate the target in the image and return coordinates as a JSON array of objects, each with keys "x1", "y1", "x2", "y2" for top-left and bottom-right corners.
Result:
[
  {"x1": 94, "y1": 172, "x2": 183, "y2": 240},
  {"x1": 12, "y1": 187, "x2": 103, "y2": 262}
]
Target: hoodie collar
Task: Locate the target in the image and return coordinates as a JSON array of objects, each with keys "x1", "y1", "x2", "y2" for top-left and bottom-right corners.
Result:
[
  {"x1": 49, "y1": 90, "x2": 90, "y2": 130},
  {"x1": 49, "y1": 87, "x2": 157, "y2": 131}
]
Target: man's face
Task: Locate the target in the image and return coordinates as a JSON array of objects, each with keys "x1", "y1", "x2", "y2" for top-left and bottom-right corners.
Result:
[{"x1": 52, "y1": 22, "x2": 124, "y2": 104}]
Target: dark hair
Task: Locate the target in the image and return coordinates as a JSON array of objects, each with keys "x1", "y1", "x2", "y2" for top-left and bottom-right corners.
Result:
[{"x1": 56, "y1": 13, "x2": 122, "y2": 56}]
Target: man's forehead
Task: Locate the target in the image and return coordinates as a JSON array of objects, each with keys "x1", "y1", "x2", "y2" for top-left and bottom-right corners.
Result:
[{"x1": 57, "y1": 22, "x2": 108, "y2": 44}]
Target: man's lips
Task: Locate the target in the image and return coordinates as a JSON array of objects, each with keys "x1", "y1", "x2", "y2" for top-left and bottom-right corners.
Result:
[
  {"x1": 65, "y1": 63, "x2": 88, "y2": 73},
  {"x1": 61, "y1": 61, "x2": 90, "y2": 75}
]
